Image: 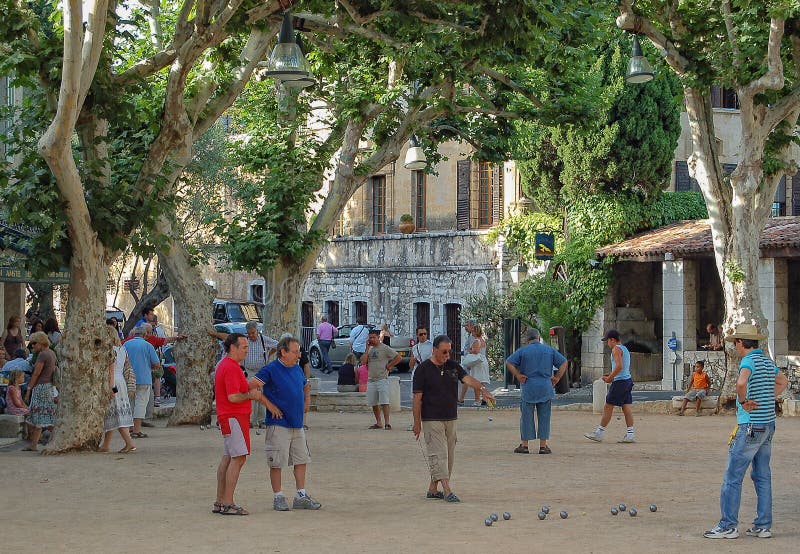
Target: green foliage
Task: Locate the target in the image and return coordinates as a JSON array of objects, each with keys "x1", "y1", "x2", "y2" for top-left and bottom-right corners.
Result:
[
  {"x1": 210, "y1": 81, "x2": 330, "y2": 274},
  {"x1": 516, "y1": 37, "x2": 683, "y2": 208},
  {"x1": 488, "y1": 191, "x2": 707, "y2": 340},
  {"x1": 400, "y1": 213, "x2": 413, "y2": 223},
  {"x1": 485, "y1": 212, "x2": 562, "y2": 265}
]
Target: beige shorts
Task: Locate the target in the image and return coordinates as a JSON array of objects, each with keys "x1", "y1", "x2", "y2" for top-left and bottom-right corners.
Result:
[
  {"x1": 366, "y1": 378, "x2": 390, "y2": 406},
  {"x1": 265, "y1": 425, "x2": 311, "y2": 468},
  {"x1": 133, "y1": 385, "x2": 151, "y2": 419},
  {"x1": 422, "y1": 420, "x2": 457, "y2": 482}
]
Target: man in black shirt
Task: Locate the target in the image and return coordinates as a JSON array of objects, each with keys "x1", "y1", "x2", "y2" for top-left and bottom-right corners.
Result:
[{"x1": 412, "y1": 335, "x2": 494, "y2": 502}]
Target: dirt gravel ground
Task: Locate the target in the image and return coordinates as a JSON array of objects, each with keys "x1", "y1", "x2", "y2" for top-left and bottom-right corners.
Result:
[{"x1": 2, "y1": 409, "x2": 799, "y2": 553}]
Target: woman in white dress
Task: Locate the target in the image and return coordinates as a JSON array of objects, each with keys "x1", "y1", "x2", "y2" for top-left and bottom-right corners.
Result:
[
  {"x1": 469, "y1": 324, "x2": 491, "y2": 405},
  {"x1": 99, "y1": 325, "x2": 136, "y2": 453}
]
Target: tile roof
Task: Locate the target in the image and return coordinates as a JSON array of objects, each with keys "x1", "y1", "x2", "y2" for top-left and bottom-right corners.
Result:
[{"x1": 597, "y1": 216, "x2": 800, "y2": 259}]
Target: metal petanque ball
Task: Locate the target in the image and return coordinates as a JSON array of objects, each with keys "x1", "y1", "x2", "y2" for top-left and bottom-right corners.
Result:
[
  {"x1": 484, "y1": 518, "x2": 493, "y2": 527},
  {"x1": 503, "y1": 512, "x2": 511, "y2": 520},
  {"x1": 560, "y1": 511, "x2": 568, "y2": 519},
  {"x1": 611, "y1": 507, "x2": 619, "y2": 515},
  {"x1": 649, "y1": 504, "x2": 658, "y2": 512},
  {"x1": 541, "y1": 506, "x2": 550, "y2": 514},
  {"x1": 537, "y1": 511, "x2": 547, "y2": 520},
  {"x1": 629, "y1": 508, "x2": 638, "y2": 517},
  {"x1": 490, "y1": 513, "x2": 498, "y2": 522},
  {"x1": 618, "y1": 503, "x2": 627, "y2": 512}
]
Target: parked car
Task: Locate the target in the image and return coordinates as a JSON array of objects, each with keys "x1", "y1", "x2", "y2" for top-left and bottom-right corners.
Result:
[
  {"x1": 213, "y1": 298, "x2": 263, "y2": 326},
  {"x1": 307, "y1": 324, "x2": 413, "y2": 372},
  {"x1": 105, "y1": 307, "x2": 126, "y2": 327}
]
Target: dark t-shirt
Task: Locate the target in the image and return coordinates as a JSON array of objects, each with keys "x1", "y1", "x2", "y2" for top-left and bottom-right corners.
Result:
[
  {"x1": 412, "y1": 358, "x2": 467, "y2": 421},
  {"x1": 337, "y1": 363, "x2": 357, "y2": 386}
]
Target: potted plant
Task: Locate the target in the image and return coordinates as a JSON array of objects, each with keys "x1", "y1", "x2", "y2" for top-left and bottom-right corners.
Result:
[{"x1": 399, "y1": 214, "x2": 415, "y2": 234}]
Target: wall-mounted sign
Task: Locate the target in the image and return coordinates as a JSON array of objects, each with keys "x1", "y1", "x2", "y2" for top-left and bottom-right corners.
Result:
[
  {"x1": 0, "y1": 266, "x2": 70, "y2": 284},
  {"x1": 534, "y1": 232, "x2": 555, "y2": 260}
]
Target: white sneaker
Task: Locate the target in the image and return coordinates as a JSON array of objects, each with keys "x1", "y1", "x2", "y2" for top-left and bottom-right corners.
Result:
[
  {"x1": 703, "y1": 526, "x2": 739, "y2": 539},
  {"x1": 618, "y1": 435, "x2": 636, "y2": 443},
  {"x1": 745, "y1": 527, "x2": 772, "y2": 538},
  {"x1": 584, "y1": 431, "x2": 603, "y2": 442}
]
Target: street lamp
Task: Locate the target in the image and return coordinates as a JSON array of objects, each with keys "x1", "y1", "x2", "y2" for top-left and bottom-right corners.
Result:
[
  {"x1": 626, "y1": 35, "x2": 654, "y2": 84},
  {"x1": 403, "y1": 135, "x2": 427, "y2": 170},
  {"x1": 509, "y1": 263, "x2": 528, "y2": 284},
  {"x1": 264, "y1": 11, "x2": 311, "y2": 82},
  {"x1": 281, "y1": 33, "x2": 315, "y2": 89}
]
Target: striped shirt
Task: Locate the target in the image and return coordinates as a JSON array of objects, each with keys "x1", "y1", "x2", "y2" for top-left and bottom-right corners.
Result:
[
  {"x1": 244, "y1": 333, "x2": 278, "y2": 372},
  {"x1": 736, "y1": 349, "x2": 779, "y2": 425}
]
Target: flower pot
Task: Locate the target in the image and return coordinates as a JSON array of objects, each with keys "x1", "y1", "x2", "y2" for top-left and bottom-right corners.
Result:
[{"x1": 399, "y1": 221, "x2": 415, "y2": 234}]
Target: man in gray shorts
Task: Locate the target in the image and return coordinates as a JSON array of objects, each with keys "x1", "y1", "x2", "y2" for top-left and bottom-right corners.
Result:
[
  {"x1": 362, "y1": 329, "x2": 401, "y2": 430},
  {"x1": 251, "y1": 336, "x2": 321, "y2": 512}
]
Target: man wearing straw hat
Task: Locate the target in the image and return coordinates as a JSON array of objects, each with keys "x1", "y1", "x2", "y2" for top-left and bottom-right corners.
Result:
[{"x1": 703, "y1": 324, "x2": 788, "y2": 540}]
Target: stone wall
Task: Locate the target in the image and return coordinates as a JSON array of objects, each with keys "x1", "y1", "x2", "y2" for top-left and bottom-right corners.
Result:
[{"x1": 302, "y1": 230, "x2": 501, "y2": 337}]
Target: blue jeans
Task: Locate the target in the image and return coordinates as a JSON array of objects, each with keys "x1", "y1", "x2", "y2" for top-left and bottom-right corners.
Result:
[
  {"x1": 520, "y1": 400, "x2": 551, "y2": 441},
  {"x1": 718, "y1": 422, "x2": 775, "y2": 530},
  {"x1": 319, "y1": 340, "x2": 333, "y2": 372}
]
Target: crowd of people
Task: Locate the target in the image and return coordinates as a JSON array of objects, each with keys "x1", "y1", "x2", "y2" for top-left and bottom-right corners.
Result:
[{"x1": 3, "y1": 307, "x2": 790, "y2": 539}]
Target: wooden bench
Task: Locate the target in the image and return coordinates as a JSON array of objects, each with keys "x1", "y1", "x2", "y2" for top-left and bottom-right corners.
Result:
[{"x1": 671, "y1": 395, "x2": 718, "y2": 414}]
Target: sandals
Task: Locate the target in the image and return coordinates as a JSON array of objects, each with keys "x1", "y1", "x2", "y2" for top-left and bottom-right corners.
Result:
[
  {"x1": 212, "y1": 502, "x2": 225, "y2": 514},
  {"x1": 220, "y1": 504, "x2": 249, "y2": 516},
  {"x1": 426, "y1": 491, "x2": 444, "y2": 499},
  {"x1": 513, "y1": 444, "x2": 530, "y2": 454},
  {"x1": 119, "y1": 446, "x2": 137, "y2": 453},
  {"x1": 130, "y1": 432, "x2": 148, "y2": 438},
  {"x1": 368, "y1": 424, "x2": 383, "y2": 429},
  {"x1": 384, "y1": 424, "x2": 392, "y2": 430},
  {"x1": 539, "y1": 446, "x2": 552, "y2": 454}
]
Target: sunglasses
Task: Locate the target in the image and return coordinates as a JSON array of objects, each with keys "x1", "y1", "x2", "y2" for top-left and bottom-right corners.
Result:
[{"x1": 417, "y1": 332, "x2": 427, "y2": 336}]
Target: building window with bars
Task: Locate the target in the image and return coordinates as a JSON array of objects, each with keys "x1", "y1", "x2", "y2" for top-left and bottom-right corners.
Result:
[
  {"x1": 413, "y1": 170, "x2": 426, "y2": 230},
  {"x1": 371, "y1": 175, "x2": 386, "y2": 234}
]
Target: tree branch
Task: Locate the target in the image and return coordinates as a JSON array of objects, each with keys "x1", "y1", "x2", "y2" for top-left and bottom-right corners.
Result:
[
  {"x1": 476, "y1": 66, "x2": 544, "y2": 108},
  {"x1": 720, "y1": 0, "x2": 741, "y2": 70},
  {"x1": 741, "y1": 18, "x2": 785, "y2": 99},
  {"x1": 77, "y1": 0, "x2": 110, "y2": 108}
]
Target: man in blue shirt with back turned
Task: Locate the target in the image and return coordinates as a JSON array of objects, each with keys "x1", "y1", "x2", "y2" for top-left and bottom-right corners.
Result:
[
  {"x1": 505, "y1": 328, "x2": 567, "y2": 455},
  {"x1": 703, "y1": 323, "x2": 788, "y2": 540},
  {"x1": 250, "y1": 335, "x2": 321, "y2": 512}
]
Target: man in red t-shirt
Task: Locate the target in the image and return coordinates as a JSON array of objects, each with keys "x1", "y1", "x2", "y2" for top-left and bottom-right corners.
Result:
[{"x1": 213, "y1": 333, "x2": 262, "y2": 516}]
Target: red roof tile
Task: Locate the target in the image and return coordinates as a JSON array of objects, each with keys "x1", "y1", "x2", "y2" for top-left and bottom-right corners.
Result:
[{"x1": 597, "y1": 216, "x2": 800, "y2": 259}]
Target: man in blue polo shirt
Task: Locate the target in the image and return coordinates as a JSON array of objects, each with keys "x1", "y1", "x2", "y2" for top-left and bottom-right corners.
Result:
[
  {"x1": 250, "y1": 335, "x2": 321, "y2": 512},
  {"x1": 505, "y1": 328, "x2": 568, "y2": 455},
  {"x1": 703, "y1": 324, "x2": 788, "y2": 540},
  {"x1": 124, "y1": 326, "x2": 161, "y2": 438}
]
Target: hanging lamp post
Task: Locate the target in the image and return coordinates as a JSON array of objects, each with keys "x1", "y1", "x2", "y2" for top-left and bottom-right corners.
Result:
[
  {"x1": 264, "y1": 11, "x2": 311, "y2": 82},
  {"x1": 403, "y1": 135, "x2": 427, "y2": 170},
  {"x1": 625, "y1": 35, "x2": 654, "y2": 84}
]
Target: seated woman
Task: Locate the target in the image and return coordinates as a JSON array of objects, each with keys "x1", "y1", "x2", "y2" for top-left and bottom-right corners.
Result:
[
  {"x1": 5, "y1": 370, "x2": 30, "y2": 416},
  {"x1": 337, "y1": 353, "x2": 358, "y2": 392},
  {"x1": 703, "y1": 323, "x2": 723, "y2": 351}
]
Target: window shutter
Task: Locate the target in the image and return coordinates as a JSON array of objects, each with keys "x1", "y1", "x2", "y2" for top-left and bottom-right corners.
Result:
[
  {"x1": 793, "y1": 171, "x2": 800, "y2": 215},
  {"x1": 492, "y1": 163, "x2": 503, "y2": 224},
  {"x1": 674, "y1": 161, "x2": 699, "y2": 192},
  {"x1": 457, "y1": 160, "x2": 471, "y2": 230}
]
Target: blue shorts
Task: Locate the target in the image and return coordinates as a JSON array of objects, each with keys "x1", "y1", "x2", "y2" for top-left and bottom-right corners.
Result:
[{"x1": 606, "y1": 378, "x2": 634, "y2": 406}]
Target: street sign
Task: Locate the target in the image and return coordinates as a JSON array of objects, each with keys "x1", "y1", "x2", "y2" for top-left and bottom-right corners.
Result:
[
  {"x1": 0, "y1": 266, "x2": 70, "y2": 284},
  {"x1": 667, "y1": 337, "x2": 678, "y2": 351}
]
